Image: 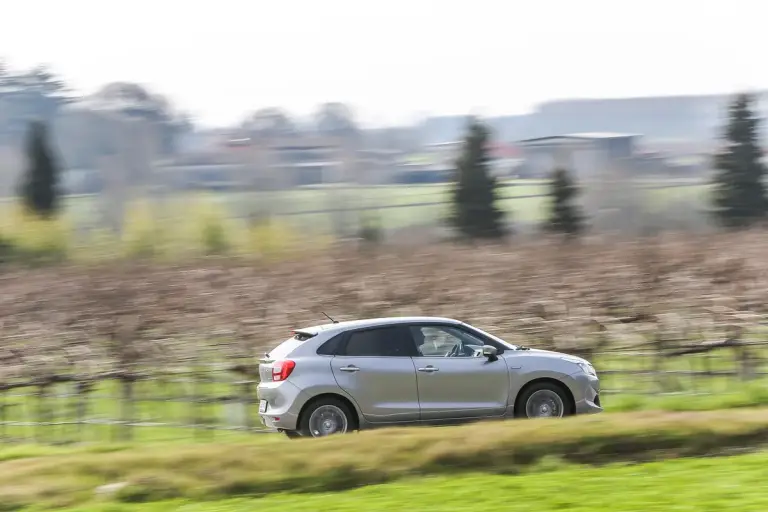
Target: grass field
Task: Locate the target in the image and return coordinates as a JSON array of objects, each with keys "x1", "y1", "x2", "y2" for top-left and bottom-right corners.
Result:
[
  {"x1": 54, "y1": 178, "x2": 712, "y2": 234},
  {"x1": 56, "y1": 452, "x2": 768, "y2": 511},
  {"x1": 2, "y1": 408, "x2": 768, "y2": 509},
  {"x1": 0, "y1": 178, "x2": 712, "y2": 263}
]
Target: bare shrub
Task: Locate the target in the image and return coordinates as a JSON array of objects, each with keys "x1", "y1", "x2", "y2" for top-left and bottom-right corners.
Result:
[{"x1": 0, "y1": 230, "x2": 765, "y2": 375}]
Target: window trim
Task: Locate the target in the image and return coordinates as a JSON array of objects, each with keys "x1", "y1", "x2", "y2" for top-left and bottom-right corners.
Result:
[
  {"x1": 405, "y1": 322, "x2": 508, "y2": 357},
  {"x1": 336, "y1": 325, "x2": 419, "y2": 358}
]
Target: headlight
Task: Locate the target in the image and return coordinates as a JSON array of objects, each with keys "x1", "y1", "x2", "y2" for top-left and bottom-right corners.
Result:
[{"x1": 578, "y1": 362, "x2": 597, "y2": 376}]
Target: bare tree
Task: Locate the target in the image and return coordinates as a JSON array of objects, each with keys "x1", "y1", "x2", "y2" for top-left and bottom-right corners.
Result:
[{"x1": 314, "y1": 103, "x2": 360, "y2": 239}]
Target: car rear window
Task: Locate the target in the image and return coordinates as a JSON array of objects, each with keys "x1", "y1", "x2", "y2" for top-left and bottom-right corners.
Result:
[{"x1": 266, "y1": 331, "x2": 316, "y2": 360}]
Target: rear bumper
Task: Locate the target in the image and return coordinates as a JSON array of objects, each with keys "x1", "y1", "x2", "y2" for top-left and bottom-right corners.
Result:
[{"x1": 256, "y1": 380, "x2": 305, "y2": 430}]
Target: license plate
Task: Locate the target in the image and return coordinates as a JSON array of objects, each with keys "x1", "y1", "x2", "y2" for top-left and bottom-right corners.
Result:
[{"x1": 258, "y1": 400, "x2": 268, "y2": 413}]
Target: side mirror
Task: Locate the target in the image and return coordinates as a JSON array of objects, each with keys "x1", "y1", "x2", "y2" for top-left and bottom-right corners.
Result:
[{"x1": 482, "y1": 345, "x2": 498, "y2": 360}]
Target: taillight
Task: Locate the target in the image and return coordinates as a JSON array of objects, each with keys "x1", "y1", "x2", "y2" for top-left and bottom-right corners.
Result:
[{"x1": 272, "y1": 360, "x2": 296, "y2": 382}]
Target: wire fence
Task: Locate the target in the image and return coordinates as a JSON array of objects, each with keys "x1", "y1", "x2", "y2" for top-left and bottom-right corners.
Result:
[
  {"x1": 0, "y1": 364, "x2": 271, "y2": 444},
  {"x1": 276, "y1": 180, "x2": 707, "y2": 216},
  {"x1": 0, "y1": 340, "x2": 763, "y2": 445}
]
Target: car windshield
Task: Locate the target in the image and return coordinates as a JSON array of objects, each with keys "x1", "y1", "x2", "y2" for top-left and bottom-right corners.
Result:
[{"x1": 463, "y1": 324, "x2": 518, "y2": 350}]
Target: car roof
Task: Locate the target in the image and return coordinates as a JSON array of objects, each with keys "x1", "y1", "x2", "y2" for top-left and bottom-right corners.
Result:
[{"x1": 297, "y1": 316, "x2": 463, "y2": 335}]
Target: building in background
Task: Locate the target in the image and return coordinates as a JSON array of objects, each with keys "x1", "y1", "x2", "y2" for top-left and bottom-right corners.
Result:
[
  {"x1": 517, "y1": 133, "x2": 639, "y2": 179},
  {"x1": 418, "y1": 91, "x2": 768, "y2": 157}
]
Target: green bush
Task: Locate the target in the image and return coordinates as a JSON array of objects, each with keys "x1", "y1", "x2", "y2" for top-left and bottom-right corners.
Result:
[
  {"x1": 0, "y1": 234, "x2": 18, "y2": 264},
  {"x1": 200, "y1": 216, "x2": 230, "y2": 256},
  {"x1": 357, "y1": 213, "x2": 383, "y2": 246},
  {"x1": 0, "y1": 205, "x2": 69, "y2": 265},
  {"x1": 120, "y1": 201, "x2": 179, "y2": 260}
]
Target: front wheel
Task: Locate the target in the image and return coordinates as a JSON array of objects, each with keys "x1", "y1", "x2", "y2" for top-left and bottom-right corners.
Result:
[
  {"x1": 298, "y1": 397, "x2": 356, "y2": 438},
  {"x1": 516, "y1": 382, "x2": 572, "y2": 419}
]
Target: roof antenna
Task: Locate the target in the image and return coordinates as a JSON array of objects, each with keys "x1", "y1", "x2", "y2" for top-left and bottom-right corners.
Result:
[{"x1": 322, "y1": 311, "x2": 338, "y2": 324}]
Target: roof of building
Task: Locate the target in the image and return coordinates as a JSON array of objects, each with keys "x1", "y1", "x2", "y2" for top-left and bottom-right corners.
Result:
[
  {"x1": 425, "y1": 141, "x2": 463, "y2": 147},
  {"x1": 518, "y1": 132, "x2": 640, "y2": 144}
]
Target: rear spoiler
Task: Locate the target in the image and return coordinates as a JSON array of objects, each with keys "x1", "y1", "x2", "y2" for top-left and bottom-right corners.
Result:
[
  {"x1": 290, "y1": 330, "x2": 317, "y2": 341},
  {"x1": 262, "y1": 330, "x2": 318, "y2": 361}
]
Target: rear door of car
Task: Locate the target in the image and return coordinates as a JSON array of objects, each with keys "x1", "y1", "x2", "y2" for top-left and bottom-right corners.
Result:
[{"x1": 331, "y1": 325, "x2": 421, "y2": 424}]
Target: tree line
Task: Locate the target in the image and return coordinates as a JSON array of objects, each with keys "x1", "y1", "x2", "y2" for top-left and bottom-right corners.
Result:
[
  {"x1": 450, "y1": 92, "x2": 768, "y2": 239},
  {"x1": 14, "y1": 89, "x2": 768, "y2": 239}
]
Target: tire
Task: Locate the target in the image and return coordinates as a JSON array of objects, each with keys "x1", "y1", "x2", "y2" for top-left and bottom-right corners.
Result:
[
  {"x1": 298, "y1": 397, "x2": 356, "y2": 438},
  {"x1": 515, "y1": 382, "x2": 572, "y2": 419},
  {"x1": 282, "y1": 430, "x2": 303, "y2": 439}
]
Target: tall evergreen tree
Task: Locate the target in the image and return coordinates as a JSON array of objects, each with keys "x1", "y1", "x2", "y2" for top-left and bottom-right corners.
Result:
[
  {"x1": 711, "y1": 93, "x2": 768, "y2": 228},
  {"x1": 19, "y1": 121, "x2": 60, "y2": 218},
  {"x1": 449, "y1": 119, "x2": 506, "y2": 239},
  {"x1": 546, "y1": 167, "x2": 585, "y2": 236}
]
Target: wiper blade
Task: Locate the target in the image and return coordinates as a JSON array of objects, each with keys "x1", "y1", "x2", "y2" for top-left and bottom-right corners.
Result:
[{"x1": 517, "y1": 346, "x2": 531, "y2": 351}]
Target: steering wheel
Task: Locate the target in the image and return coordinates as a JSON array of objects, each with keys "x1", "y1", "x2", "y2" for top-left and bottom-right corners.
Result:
[{"x1": 445, "y1": 341, "x2": 464, "y2": 357}]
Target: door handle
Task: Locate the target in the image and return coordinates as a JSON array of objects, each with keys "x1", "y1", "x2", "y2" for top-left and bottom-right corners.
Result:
[
  {"x1": 418, "y1": 366, "x2": 439, "y2": 373},
  {"x1": 339, "y1": 366, "x2": 360, "y2": 372}
]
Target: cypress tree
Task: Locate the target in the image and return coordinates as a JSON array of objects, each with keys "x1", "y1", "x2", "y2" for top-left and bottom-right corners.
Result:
[
  {"x1": 546, "y1": 167, "x2": 585, "y2": 236},
  {"x1": 450, "y1": 119, "x2": 507, "y2": 239},
  {"x1": 20, "y1": 121, "x2": 60, "y2": 218},
  {"x1": 711, "y1": 93, "x2": 768, "y2": 228}
]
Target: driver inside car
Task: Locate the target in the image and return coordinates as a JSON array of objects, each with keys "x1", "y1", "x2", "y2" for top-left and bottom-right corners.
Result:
[{"x1": 412, "y1": 327, "x2": 478, "y2": 357}]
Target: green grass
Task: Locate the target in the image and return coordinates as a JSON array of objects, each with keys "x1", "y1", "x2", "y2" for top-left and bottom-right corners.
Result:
[
  {"x1": 3, "y1": 408, "x2": 768, "y2": 508},
  {"x1": 53, "y1": 451, "x2": 768, "y2": 511}
]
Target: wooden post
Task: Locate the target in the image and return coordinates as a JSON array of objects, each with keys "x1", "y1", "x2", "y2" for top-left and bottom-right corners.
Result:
[
  {"x1": 727, "y1": 326, "x2": 749, "y2": 382},
  {"x1": 240, "y1": 379, "x2": 253, "y2": 432},
  {"x1": 75, "y1": 381, "x2": 91, "y2": 443},
  {"x1": 36, "y1": 383, "x2": 50, "y2": 444},
  {"x1": 119, "y1": 376, "x2": 135, "y2": 442},
  {"x1": 191, "y1": 365, "x2": 211, "y2": 441},
  {"x1": 0, "y1": 389, "x2": 6, "y2": 442},
  {"x1": 652, "y1": 331, "x2": 664, "y2": 394}
]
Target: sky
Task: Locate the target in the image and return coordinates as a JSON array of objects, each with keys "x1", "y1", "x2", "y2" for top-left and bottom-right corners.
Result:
[{"x1": 0, "y1": 0, "x2": 766, "y2": 128}]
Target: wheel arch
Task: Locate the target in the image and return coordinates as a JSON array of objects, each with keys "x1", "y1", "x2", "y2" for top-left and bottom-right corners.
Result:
[
  {"x1": 513, "y1": 377, "x2": 576, "y2": 417},
  {"x1": 296, "y1": 392, "x2": 361, "y2": 432}
]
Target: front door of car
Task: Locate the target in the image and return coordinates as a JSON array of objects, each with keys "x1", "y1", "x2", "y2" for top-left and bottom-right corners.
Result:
[
  {"x1": 331, "y1": 326, "x2": 421, "y2": 424},
  {"x1": 408, "y1": 324, "x2": 510, "y2": 421}
]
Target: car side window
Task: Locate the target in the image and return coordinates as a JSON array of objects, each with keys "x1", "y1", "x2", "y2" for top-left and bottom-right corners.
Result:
[
  {"x1": 316, "y1": 333, "x2": 344, "y2": 356},
  {"x1": 341, "y1": 327, "x2": 415, "y2": 357},
  {"x1": 410, "y1": 325, "x2": 487, "y2": 357}
]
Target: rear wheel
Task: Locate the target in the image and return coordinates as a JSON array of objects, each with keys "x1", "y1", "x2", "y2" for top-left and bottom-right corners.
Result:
[
  {"x1": 298, "y1": 397, "x2": 355, "y2": 438},
  {"x1": 515, "y1": 382, "x2": 572, "y2": 419}
]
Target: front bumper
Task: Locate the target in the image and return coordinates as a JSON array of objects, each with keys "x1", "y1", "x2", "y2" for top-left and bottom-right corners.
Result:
[{"x1": 571, "y1": 373, "x2": 603, "y2": 414}]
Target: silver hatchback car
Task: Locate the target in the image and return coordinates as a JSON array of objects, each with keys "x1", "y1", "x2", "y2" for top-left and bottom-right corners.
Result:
[{"x1": 257, "y1": 317, "x2": 602, "y2": 438}]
